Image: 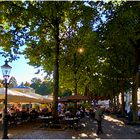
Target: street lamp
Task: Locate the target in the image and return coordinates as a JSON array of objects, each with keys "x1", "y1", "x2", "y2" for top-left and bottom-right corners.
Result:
[
  {"x1": 77, "y1": 47, "x2": 84, "y2": 54},
  {"x1": 1, "y1": 60, "x2": 12, "y2": 139}
]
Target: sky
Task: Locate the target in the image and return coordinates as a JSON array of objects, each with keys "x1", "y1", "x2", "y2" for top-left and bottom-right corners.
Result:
[{"x1": 0, "y1": 55, "x2": 45, "y2": 85}]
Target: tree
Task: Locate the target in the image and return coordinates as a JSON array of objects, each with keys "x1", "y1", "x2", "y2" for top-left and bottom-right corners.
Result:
[
  {"x1": 9, "y1": 76, "x2": 18, "y2": 87},
  {"x1": 24, "y1": 81, "x2": 30, "y2": 87},
  {"x1": 98, "y1": 1, "x2": 140, "y2": 122},
  {"x1": 0, "y1": 1, "x2": 98, "y2": 121},
  {"x1": 59, "y1": 28, "x2": 100, "y2": 96},
  {"x1": 30, "y1": 77, "x2": 53, "y2": 95}
]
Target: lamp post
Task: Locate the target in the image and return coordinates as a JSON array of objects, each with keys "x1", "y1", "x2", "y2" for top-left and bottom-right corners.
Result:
[{"x1": 1, "y1": 60, "x2": 12, "y2": 139}]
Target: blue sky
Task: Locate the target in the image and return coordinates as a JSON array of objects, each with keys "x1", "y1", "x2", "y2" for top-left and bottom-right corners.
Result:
[{"x1": 0, "y1": 55, "x2": 45, "y2": 85}]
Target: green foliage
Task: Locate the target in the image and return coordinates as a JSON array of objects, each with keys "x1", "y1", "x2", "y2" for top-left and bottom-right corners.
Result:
[
  {"x1": 81, "y1": 101, "x2": 92, "y2": 109},
  {"x1": 30, "y1": 77, "x2": 53, "y2": 95},
  {"x1": 94, "y1": 1, "x2": 140, "y2": 98},
  {"x1": 24, "y1": 81, "x2": 30, "y2": 87},
  {"x1": 1, "y1": 1, "x2": 140, "y2": 103},
  {"x1": 0, "y1": 1, "x2": 99, "y2": 95},
  {"x1": 59, "y1": 89, "x2": 72, "y2": 97}
]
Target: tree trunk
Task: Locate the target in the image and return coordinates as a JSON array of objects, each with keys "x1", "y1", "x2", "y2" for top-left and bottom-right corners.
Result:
[
  {"x1": 130, "y1": 39, "x2": 140, "y2": 123},
  {"x1": 116, "y1": 95, "x2": 120, "y2": 108},
  {"x1": 119, "y1": 80, "x2": 125, "y2": 115},
  {"x1": 109, "y1": 98, "x2": 113, "y2": 108},
  {"x1": 112, "y1": 97, "x2": 115, "y2": 107},
  {"x1": 84, "y1": 84, "x2": 89, "y2": 96},
  {"x1": 74, "y1": 52, "x2": 77, "y2": 95},
  {"x1": 74, "y1": 80, "x2": 77, "y2": 95},
  {"x1": 113, "y1": 96, "x2": 116, "y2": 108},
  {"x1": 121, "y1": 92, "x2": 125, "y2": 115},
  {"x1": 52, "y1": 18, "x2": 60, "y2": 123},
  {"x1": 132, "y1": 72, "x2": 138, "y2": 123},
  {"x1": 131, "y1": 45, "x2": 139, "y2": 123}
]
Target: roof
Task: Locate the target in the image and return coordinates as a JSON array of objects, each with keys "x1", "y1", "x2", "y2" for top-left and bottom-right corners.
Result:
[{"x1": 13, "y1": 85, "x2": 32, "y2": 89}]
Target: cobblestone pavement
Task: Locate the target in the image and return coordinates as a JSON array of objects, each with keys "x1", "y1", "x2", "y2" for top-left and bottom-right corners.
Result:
[{"x1": 0, "y1": 115, "x2": 140, "y2": 139}]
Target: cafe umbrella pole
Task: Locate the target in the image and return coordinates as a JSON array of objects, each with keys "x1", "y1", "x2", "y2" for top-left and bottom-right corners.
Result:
[{"x1": 1, "y1": 60, "x2": 12, "y2": 139}]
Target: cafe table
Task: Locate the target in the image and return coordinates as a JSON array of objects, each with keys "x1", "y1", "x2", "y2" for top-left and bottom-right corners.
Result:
[
  {"x1": 39, "y1": 116, "x2": 53, "y2": 127},
  {"x1": 64, "y1": 117, "x2": 79, "y2": 129}
]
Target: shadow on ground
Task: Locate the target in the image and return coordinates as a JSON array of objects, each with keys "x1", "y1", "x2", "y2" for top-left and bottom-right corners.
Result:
[{"x1": 0, "y1": 115, "x2": 140, "y2": 139}]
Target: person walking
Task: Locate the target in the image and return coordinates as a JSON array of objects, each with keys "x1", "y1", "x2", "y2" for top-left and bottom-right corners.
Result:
[
  {"x1": 95, "y1": 105, "x2": 104, "y2": 135},
  {"x1": 138, "y1": 108, "x2": 140, "y2": 121}
]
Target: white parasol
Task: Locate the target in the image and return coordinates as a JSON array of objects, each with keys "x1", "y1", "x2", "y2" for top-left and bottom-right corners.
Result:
[{"x1": 0, "y1": 88, "x2": 39, "y2": 103}]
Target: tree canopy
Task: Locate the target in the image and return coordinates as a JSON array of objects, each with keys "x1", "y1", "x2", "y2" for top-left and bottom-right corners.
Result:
[{"x1": 0, "y1": 1, "x2": 140, "y2": 121}]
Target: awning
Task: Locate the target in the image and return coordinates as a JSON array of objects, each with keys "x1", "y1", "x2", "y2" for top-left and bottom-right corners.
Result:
[
  {"x1": 0, "y1": 88, "x2": 39, "y2": 103},
  {"x1": 11, "y1": 87, "x2": 52, "y2": 104}
]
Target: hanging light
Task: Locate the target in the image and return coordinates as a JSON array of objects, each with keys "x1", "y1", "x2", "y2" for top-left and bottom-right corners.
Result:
[{"x1": 1, "y1": 60, "x2": 12, "y2": 80}]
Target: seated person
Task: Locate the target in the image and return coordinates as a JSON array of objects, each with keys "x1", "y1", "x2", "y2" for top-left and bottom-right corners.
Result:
[
  {"x1": 30, "y1": 108, "x2": 39, "y2": 120},
  {"x1": 9, "y1": 107, "x2": 16, "y2": 124},
  {"x1": 65, "y1": 110, "x2": 71, "y2": 118},
  {"x1": 76, "y1": 110, "x2": 81, "y2": 118}
]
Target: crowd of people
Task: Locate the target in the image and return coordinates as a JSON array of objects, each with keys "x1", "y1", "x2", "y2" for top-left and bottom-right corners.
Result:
[
  {"x1": 2, "y1": 100, "x2": 140, "y2": 135},
  {"x1": 56, "y1": 102, "x2": 105, "y2": 134},
  {"x1": 0, "y1": 104, "x2": 53, "y2": 125}
]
